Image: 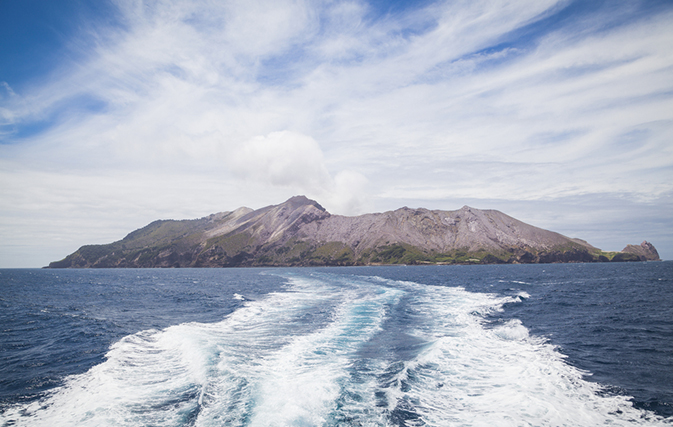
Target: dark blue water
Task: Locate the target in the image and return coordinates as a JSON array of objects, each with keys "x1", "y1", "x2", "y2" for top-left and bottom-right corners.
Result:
[{"x1": 0, "y1": 263, "x2": 671, "y2": 426}]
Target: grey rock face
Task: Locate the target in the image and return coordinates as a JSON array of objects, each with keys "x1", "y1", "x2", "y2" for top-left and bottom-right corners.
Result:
[{"x1": 620, "y1": 241, "x2": 661, "y2": 261}]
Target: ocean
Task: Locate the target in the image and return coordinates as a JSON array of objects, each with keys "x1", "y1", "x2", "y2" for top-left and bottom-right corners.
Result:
[{"x1": 0, "y1": 262, "x2": 671, "y2": 426}]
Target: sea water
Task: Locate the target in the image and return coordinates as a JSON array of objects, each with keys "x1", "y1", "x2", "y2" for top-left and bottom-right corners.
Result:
[{"x1": 0, "y1": 262, "x2": 671, "y2": 426}]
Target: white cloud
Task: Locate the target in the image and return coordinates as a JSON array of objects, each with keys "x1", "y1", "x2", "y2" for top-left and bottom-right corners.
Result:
[
  {"x1": 229, "y1": 131, "x2": 332, "y2": 190},
  {"x1": 228, "y1": 130, "x2": 369, "y2": 215},
  {"x1": 329, "y1": 169, "x2": 370, "y2": 215},
  {"x1": 1, "y1": 0, "x2": 673, "y2": 265}
]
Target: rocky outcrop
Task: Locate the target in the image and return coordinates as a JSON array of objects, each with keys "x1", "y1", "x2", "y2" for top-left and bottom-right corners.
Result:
[
  {"x1": 619, "y1": 241, "x2": 661, "y2": 261},
  {"x1": 47, "y1": 196, "x2": 658, "y2": 268}
]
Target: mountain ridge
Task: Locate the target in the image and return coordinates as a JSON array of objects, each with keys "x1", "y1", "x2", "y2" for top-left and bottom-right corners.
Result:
[{"x1": 47, "y1": 196, "x2": 660, "y2": 268}]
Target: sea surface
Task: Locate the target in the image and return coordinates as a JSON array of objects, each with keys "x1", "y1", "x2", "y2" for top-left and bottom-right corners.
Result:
[{"x1": 0, "y1": 262, "x2": 671, "y2": 426}]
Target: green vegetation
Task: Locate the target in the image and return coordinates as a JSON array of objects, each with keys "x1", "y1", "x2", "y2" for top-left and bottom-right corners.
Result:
[
  {"x1": 77, "y1": 244, "x2": 115, "y2": 262},
  {"x1": 204, "y1": 232, "x2": 252, "y2": 255},
  {"x1": 361, "y1": 245, "x2": 510, "y2": 265},
  {"x1": 121, "y1": 218, "x2": 208, "y2": 250},
  {"x1": 611, "y1": 252, "x2": 640, "y2": 262},
  {"x1": 308, "y1": 242, "x2": 354, "y2": 265},
  {"x1": 52, "y1": 238, "x2": 631, "y2": 268},
  {"x1": 589, "y1": 250, "x2": 642, "y2": 262},
  {"x1": 368, "y1": 244, "x2": 428, "y2": 264},
  {"x1": 593, "y1": 251, "x2": 618, "y2": 261}
]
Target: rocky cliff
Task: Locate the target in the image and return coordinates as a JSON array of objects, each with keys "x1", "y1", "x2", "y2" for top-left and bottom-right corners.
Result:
[
  {"x1": 47, "y1": 196, "x2": 659, "y2": 268},
  {"x1": 618, "y1": 241, "x2": 661, "y2": 261}
]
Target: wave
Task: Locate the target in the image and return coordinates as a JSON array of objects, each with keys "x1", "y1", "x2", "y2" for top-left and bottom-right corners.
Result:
[{"x1": 1, "y1": 272, "x2": 668, "y2": 426}]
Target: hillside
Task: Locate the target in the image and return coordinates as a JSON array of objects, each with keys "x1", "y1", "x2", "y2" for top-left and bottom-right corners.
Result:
[{"x1": 47, "y1": 196, "x2": 659, "y2": 268}]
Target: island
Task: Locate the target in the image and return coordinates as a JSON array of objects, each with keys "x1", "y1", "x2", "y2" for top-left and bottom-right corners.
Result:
[{"x1": 47, "y1": 196, "x2": 661, "y2": 268}]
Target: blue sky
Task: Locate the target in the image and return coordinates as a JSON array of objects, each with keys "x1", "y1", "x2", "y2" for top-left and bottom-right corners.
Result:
[{"x1": 1, "y1": 0, "x2": 672, "y2": 267}]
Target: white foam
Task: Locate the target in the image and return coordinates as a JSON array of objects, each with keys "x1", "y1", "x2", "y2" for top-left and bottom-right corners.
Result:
[
  {"x1": 366, "y1": 279, "x2": 669, "y2": 426},
  {"x1": 1, "y1": 275, "x2": 340, "y2": 426},
  {"x1": 227, "y1": 278, "x2": 404, "y2": 426},
  {"x1": 493, "y1": 319, "x2": 530, "y2": 340},
  {"x1": 1, "y1": 323, "x2": 213, "y2": 426},
  {"x1": 514, "y1": 290, "x2": 531, "y2": 302}
]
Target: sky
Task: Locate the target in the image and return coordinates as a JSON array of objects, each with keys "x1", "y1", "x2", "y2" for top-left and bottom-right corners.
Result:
[{"x1": 1, "y1": 0, "x2": 672, "y2": 267}]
